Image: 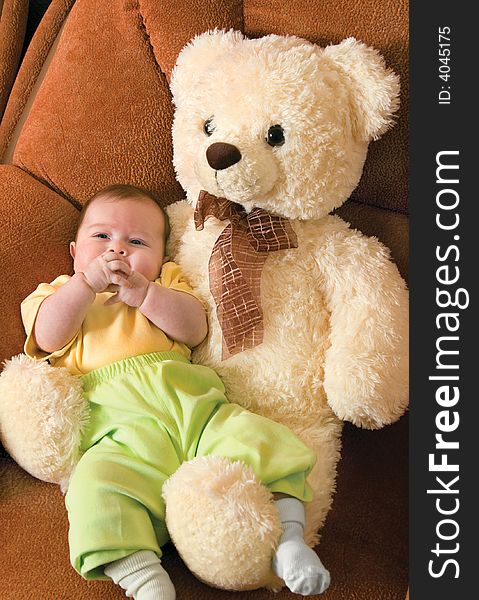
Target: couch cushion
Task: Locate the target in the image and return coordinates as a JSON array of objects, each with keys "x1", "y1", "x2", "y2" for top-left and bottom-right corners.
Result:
[
  {"x1": 4, "y1": 0, "x2": 183, "y2": 206},
  {"x1": 0, "y1": 165, "x2": 78, "y2": 362}
]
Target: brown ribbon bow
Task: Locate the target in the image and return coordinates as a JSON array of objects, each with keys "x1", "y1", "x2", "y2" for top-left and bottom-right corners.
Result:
[{"x1": 194, "y1": 190, "x2": 298, "y2": 358}]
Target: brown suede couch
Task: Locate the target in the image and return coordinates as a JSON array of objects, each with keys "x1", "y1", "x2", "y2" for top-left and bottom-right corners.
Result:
[
  {"x1": 0, "y1": 0, "x2": 29, "y2": 119},
  {"x1": 0, "y1": 1, "x2": 409, "y2": 598}
]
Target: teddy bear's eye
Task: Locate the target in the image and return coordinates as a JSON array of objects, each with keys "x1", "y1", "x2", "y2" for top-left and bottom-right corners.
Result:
[
  {"x1": 203, "y1": 118, "x2": 215, "y2": 136},
  {"x1": 266, "y1": 125, "x2": 285, "y2": 147}
]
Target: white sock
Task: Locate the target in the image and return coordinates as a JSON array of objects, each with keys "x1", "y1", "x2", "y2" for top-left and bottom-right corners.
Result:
[
  {"x1": 272, "y1": 498, "x2": 330, "y2": 596},
  {"x1": 104, "y1": 550, "x2": 175, "y2": 600}
]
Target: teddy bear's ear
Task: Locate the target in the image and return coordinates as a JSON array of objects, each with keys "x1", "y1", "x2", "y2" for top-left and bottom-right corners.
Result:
[
  {"x1": 170, "y1": 29, "x2": 244, "y2": 105},
  {"x1": 322, "y1": 38, "x2": 400, "y2": 141}
]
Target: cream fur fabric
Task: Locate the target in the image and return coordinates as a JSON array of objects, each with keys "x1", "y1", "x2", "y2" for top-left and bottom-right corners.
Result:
[
  {"x1": 163, "y1": 456, "x2": 283, "y2": 590},
  {"x1": 0, "y1": 354, "x2": 88, "y2": 491},
  {"x1": 168, "y1": 30, "x2": 408, "y2": 549}
]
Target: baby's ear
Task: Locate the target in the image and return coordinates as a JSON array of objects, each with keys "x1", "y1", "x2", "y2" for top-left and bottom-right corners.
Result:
[
  {"x1": 170, "y1": 29, "x2": 244, "y2": 107},
  {"x1": 322, "y1": 38, "x2": 400, "y2": 141},
  {"x1": 69, "y1": 241, "x2": 76, "y2": 259}
]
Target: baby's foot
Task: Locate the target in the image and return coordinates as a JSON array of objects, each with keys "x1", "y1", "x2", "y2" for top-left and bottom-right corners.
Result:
[
  {"x1": 273, "y1": 535, "x2": 330, "y2": 595},
  {"x1": 105, "y1": 550, "x2": 175, "y2": 600}
]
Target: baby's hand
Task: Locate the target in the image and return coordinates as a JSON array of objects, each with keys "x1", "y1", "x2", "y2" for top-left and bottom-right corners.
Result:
[
  {"x1": 81, "y1": 252, "x2": 132, "y2": 293},
  {"x1": 104, "y1": 269, "x2": 150, "y2": 308}
]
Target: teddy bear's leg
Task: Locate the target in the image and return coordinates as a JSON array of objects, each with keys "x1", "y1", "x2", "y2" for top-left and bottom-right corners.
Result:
[{"x1": 163, "y1": 455, "x2": 284, "y2": 591}]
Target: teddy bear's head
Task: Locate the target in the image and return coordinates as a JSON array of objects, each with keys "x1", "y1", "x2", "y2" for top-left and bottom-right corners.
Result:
[{"x1": 170, "y1": 30, "x2": 399, "y2": 220}]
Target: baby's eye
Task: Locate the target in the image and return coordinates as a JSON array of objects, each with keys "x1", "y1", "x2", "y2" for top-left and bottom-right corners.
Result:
[
  {"x1": 94, "y1": 233, "x2": 109, "y2": 239},
  {"x1": 130, "y1": 239, "x2": 144, "y2": 245}
]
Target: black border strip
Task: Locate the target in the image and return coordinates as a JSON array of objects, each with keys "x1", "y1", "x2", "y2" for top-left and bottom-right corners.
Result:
[{"x1": 410, "y1": 2, "x2": 475, "y2": 598}]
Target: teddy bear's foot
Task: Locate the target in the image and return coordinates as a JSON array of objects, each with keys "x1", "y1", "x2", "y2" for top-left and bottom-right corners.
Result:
[{"x1": 162, "y1": 455, "x2": 284, "y2": 591}]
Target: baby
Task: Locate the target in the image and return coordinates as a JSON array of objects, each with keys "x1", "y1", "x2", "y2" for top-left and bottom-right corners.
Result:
[{"x1": 21, "y1": 184, "x2": 330, "y2": 599}]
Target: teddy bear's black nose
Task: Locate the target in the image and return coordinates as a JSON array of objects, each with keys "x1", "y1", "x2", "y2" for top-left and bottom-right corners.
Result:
[{"x1": 206, "y1": 143, "x2": 242, "y2": 170}]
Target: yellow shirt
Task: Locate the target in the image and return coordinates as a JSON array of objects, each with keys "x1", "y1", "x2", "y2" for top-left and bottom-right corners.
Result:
[{"x1": 21, "y1": 262, "x2": 202, "y2": 376}]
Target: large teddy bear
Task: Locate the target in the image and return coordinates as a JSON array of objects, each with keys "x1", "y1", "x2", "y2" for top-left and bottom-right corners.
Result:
[
  {"x1": 0, "y1": 29, "x2": 408, "y2": 594},
  {"x1": 164, "y1": 27, "x2": 408, "y2": 582}
]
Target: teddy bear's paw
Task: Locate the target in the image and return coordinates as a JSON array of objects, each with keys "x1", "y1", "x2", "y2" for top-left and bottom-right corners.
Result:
[
  {"x1": 0, "y1": 354, "x2": 88, "y2": 489},
  {"x1": 324, "y1": 357, "x2": 409, "y2": 430},
  {"x1": 162, "y1": 455, "x2": 283, "y2": 591}
]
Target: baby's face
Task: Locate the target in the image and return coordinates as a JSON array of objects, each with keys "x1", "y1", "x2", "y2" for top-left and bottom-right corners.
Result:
[{"x1": 70, "y1": 196, "x2": 167, "y2": 281}]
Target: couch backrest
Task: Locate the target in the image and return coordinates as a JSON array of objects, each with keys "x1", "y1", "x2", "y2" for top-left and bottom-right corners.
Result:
[{"x1": 1, "y1": 0, "x2": 408, "y2": 213}]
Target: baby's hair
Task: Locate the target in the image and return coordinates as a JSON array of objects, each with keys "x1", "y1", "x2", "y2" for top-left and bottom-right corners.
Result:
[{"x1": 76, "y1": 184, "x2": 170, "y2": 242}]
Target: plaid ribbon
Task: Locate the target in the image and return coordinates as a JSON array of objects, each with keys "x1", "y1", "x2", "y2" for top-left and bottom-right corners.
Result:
[{"x1": 194, "y1": 190, "x2": 298, "y2": 358}]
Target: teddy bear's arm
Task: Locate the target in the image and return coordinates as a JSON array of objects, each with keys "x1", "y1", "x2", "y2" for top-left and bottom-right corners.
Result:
[
  {"x1": 165, "y1": 200, "x2": 194, "y2": 259},
  {"x1": 319, "y1": 228, "x2": 409, "y2": 429},
  {"x1": 0, "y1": 355, "x2": 88, "y2": 491}
]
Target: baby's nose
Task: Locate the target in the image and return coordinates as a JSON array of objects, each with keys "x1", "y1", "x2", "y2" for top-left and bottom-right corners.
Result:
[{"x1": 108, "y1": 245, "x2": 126, "y2": 256}]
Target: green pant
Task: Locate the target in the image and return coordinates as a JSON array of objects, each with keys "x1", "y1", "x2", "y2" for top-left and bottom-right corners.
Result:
[{"x1": 65, "y1": 352, "x2": 315, "y2": 579}]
